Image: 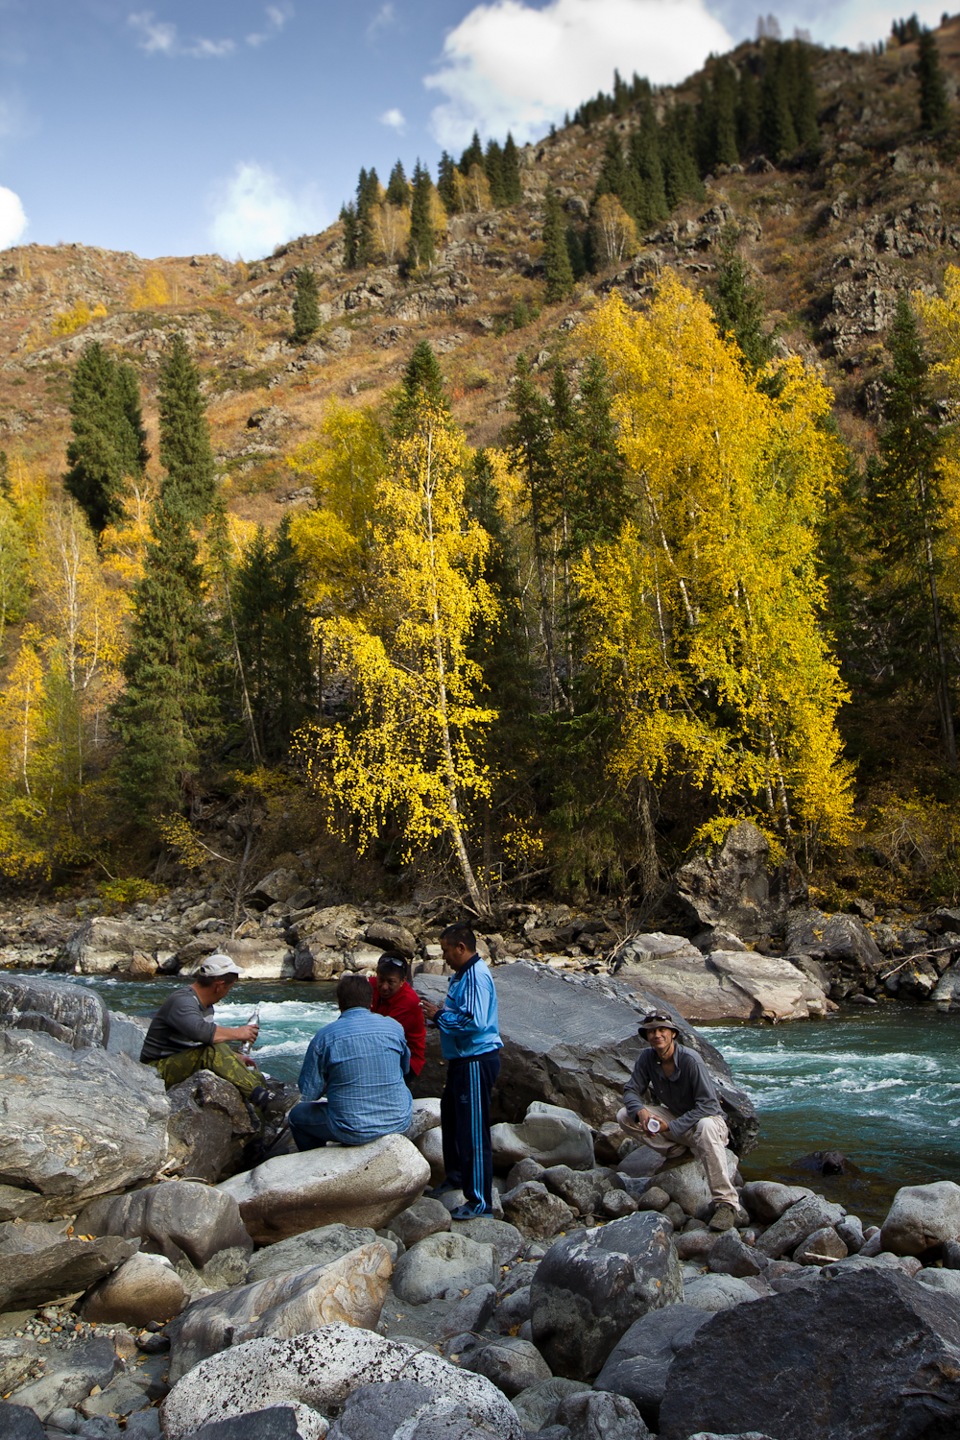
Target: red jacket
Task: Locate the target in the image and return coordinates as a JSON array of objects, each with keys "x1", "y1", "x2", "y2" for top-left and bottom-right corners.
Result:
[{"x1": 369, "y1": 976, "x2": 427, "y2": 1076}]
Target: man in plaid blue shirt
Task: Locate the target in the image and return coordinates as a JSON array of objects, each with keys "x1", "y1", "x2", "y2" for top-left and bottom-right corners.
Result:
[{"x1": 290, "y1": 972, "x2": 412, "y2": 1149}]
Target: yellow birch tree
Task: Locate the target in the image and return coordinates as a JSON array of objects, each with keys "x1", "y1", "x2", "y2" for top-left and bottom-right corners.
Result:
[
  {"x1": 577, "y1": 276, "x2": 854, "y2": 851},
  {"x1": 296, "y1": 397, "x2": 498, "y2": 911}
]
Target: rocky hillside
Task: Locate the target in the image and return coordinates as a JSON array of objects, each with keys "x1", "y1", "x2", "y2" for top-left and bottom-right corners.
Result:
[{"x1": 4, "y1": 19, "x2": 960, "y2": 522}]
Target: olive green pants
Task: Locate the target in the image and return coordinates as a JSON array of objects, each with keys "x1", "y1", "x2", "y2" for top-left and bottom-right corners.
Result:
[{"x1": 150, "y1": 1044, "x2": 265, "y2": 1100}]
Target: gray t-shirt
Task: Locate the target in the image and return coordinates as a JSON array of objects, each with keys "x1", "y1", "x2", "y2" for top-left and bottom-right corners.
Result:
[{"x1": 140, "y1": 988, "x2": 216, "y2": 1061}]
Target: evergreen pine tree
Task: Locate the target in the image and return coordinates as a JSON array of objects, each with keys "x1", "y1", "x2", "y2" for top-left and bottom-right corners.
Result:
[
  {"x1": 759, "y1": 47, "x2": 799, "y2": 160},
  {"x1": 629, "y1": 107, "x2": 668, "y2": 224},
  {"x1": 918, "y1": 27, "x2": 950, "y2": 133},
  {"x1": 567, "y1": 356, "x2": 629, "y2": 549},
  {"x1": 502, "y1": 133, "x2": 523, "y2": 203},
  {"x1": 661, "y1": 108, "x2": 704, "y2": 208},
  {"x1": 596, "y1": 131, "x2": 629, "y2": 199},
  {"x1": 437, "y1": 152, "x2": 458, "y2": 209},
  {"x1": 406, "y1": 160, "x2": 436, "y2": 271},
  {"x1": 112, "y1": 500, "x2": 218, "y2": 816},
  {"x1": 459, "y1": 130, "x2": 484, "y2": 174},
  {"x1": 232, "y1": 518, "x2": 313, "y2": 760},
  {"x1": 865, "y1": 294, "x2": 956, "y2": 765},
  {"x1": 737, "y1": 64, "x2": 761, "y2": 154},
  {"x1": 157, "y1": 334, "x2": 216, "y2": 525},
  {"x1": 789, "y1": 42, "x2": 820, "y2": 151},
  {"x1": 484, "y1": 139, "x2": 506, "y2": 206},
  {"x1": 340, "y1": 202, "x2": 358, "y2": 268},
  {"x1": 565, "y1": 224, "x2": 587, "y2": 279},
  {"x1": 65, "y1": 342, "x2": 148, "y2": 536},
  {"x1": 393, "y1": 340, "x2": 448, "y2": 436},
  {"x1": 355, "y1": 167, "x2": 381, "y2": 266},
  {"x1": 711, "y1": 250, "x2": 771, "y2": 372},
  {"x1": 543, "y1": 189, "x2": 575, "y2": 302},
  {"x1": 292, "y1": 266, "x2": 320, "y2": 343},
  {"x1": 385, "y1": 160, "x2": 410, "y2": 206}
]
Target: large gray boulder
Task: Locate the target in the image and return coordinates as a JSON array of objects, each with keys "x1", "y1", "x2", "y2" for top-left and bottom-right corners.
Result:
[
  {"x1": 64, "y1": 916, "x2": 180, "y2": 974},
  {"x1": 218, "y1": 1135, "x2": 430, "y2": 1243},
  {"x1": 76, "y1": 1179, "x2": 251, "y2": 1269},
  {"x1": 161, "y1": 1325, "x2": 524, "y2": 1440},
  {"x1": 247, "y1": 1224, "x2": 381, "y2": 1284},
  {"x1": 785, "y1": 908, "x2": 885, "y2": 996},
  {"x1": 415, "y1": 962, "x2": 758, "y2": 1155},
  {"x1": 594, "y1": 1304, "x2": 711, "y2": 1428},
  {"x1": 165, "y1": 1069, "x2": 259, "y2": 1182},
  {"x1": 659, "y1": 1269, "x2": 960, "y2": 1439},
  {"x1": 611, "y1": 935, "x2": 829, "y2": 1021},
  {"x1": 881, "y1": 1181, "x2": 960, "y2": 1256},
  {"x1": 0, "y1": 1028, "x2": 169, "y2": 1219},
  {"x1": 530, "y1": 1212, "x2": 682, "y2": 1381},
  {"x1": 0, "y1": 1219, "x2": 138, "y2": 1310},
  {"x1": 0, "y1": 975, "x2": 110, "y2": 1048},
  {"x1": 169, "y1": 1245, "x2": 394, "y2": 1383},
  {"x1": 4, "y1": 1336, "x2": 120, "y2": 1421},
  {"x1": 756, "y1": 1195, "x2": 846, "y2": 1260},
  {"x1": 671, "y1": 820, "x2": 806, "y2": 941},
  {"x1": 491, "y1": 1102, "x2": 595, "y2": 1170}
]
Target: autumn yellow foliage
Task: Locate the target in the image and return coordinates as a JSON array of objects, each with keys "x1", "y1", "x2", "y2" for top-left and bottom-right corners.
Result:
[{"x1": 577, "y1": 275, "x2": 855, "y2": 848}]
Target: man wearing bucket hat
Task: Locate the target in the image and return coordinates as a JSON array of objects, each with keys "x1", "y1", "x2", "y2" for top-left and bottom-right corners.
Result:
[
  {"x1": 140, "y1": 953, "x2": 269, "y2": 1107},
  {"x1": 618, "y1": 1009, "x2": 742, "y2": 1229}
]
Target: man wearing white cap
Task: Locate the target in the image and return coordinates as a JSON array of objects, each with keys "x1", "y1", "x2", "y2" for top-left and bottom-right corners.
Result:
[
  {"x1": 140, "y1": 953, "x2": 268, "y2": 1105},
  {"x1": 618, "y1": 1009, "x2": 741, "y2": 1229}
]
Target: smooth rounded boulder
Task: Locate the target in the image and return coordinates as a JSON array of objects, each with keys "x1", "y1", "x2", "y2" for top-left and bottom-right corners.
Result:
[
  {"x1": 392, "y1": 1232, "x2": 496, "y2": 1305},
  {"x1": 79, "y1": 1250, "x2": 189, "y2": 1326},
  {"x1": 530, "y1": 1212, "x2": 682, "y2": 1381},
  {"x1": 881, "y1": 1181, "x2": 960, "y2": 1256},
  {"x1": 76, "y1": 1179, "x2": 251, "y2": 1269},
  {"x1": 491, "y1": 1101, "x2": 596, "y2": 1170},
  {"x1": 161, "y1": 1324, "x2": 524, "y2": 1440},
  {"x1": 0, "y1": 975, "x2": 110, "y2": 1049},
  {"x1": 217, "y1": 1134, "x2": 430, "y2": 1243},
  {"x1": 169, "y1": 1245, "x2": 394, "y2": 1383}
]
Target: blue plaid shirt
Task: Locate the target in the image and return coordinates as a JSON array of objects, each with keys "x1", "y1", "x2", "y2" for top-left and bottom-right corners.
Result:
[{"x1": 297, "y1": 1007, "x2": 412, "y2": 1144}]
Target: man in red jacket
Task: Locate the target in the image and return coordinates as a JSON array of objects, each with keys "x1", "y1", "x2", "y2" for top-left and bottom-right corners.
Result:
[{"x1": 368, "y1": 953, "x2": 426, "y2": 1078}]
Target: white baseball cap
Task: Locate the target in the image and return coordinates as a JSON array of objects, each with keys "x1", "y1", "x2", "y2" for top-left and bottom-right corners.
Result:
[{"x1": 196, "y1": 953, "x2": 241, "y2": 979}]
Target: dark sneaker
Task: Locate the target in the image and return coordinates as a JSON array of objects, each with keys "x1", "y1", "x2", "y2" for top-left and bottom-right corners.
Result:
[
  {"x1": 708, "y1": 1202, "x2": 738, "y2": 1232},
  {"x1": 450, "y1": 1202, "x2": 495, "y2": 1220},
  {"x1": 249, "y1": 1085, "x2": 270, "y2": 1108}
]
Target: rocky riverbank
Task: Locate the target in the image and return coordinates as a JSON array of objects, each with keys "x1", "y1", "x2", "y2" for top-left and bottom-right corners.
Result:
[
  {"x1": 4, "y1": 969, "x2": 960, "y2": 1439},
  {"x1": 5, "y1": 821, "x2": 960, "y2": 1021}
]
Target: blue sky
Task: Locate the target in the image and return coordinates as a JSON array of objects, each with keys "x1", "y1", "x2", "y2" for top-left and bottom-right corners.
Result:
[{"x1": 0, "y1": 0, "x2": 951, "y2": 261}]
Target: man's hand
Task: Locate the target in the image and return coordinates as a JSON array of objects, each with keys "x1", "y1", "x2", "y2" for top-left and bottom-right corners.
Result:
[{"x1": 420, "y1": 997, "x2": 440, "y2": 1021}]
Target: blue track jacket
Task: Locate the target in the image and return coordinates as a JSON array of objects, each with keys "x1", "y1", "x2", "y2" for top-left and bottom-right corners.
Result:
[{"x1": 435, "y1": 954, "x2": 503, "y2": 1060}]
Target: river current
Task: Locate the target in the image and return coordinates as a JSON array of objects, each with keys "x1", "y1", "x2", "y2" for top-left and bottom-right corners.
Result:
[{"x1": 53, "y1": 975, "x2": 960, "y2": 1226}]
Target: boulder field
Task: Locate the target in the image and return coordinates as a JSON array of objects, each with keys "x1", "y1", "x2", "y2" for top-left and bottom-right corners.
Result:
[{"x1": 4, "y1": 972, "x2": 960, "y2": 1438}]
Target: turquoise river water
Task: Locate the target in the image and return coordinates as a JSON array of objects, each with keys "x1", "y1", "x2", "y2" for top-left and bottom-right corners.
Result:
[{"x1": 52, "y1": 975, "x2": 960, "y2": 1225}]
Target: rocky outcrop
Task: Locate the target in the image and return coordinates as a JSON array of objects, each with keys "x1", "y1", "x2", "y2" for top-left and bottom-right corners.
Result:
[
  {"x1": 0, "y1": 974, "x2": 110, "y2": 1048},
  {"x1": 671, "y1": 820, "x2": 807, "y2": 941},
  {"x1": 0, "y1": 1028, "x2": 169, "y2": 1220},
  {"x1": 880, "y1": 1180, "x2": 960, "y2": 1256},
  {"x1": 218, "y1": 1134, "x2": 431, "y2": 1243},
  {"x1": 63, "y1": 917, "x2": 181, "y2": 974},
  {"x1": 785, "y1": 907, "x2": 885, "y2": 998},
  {"x1": 611, "y1": 933, "x2": 831, "y2": 1021}
]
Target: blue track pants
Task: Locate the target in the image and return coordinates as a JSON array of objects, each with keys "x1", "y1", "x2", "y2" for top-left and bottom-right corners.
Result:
[{"x1": 440, "y1": 1050, "x2": 501, "y2": 1211}]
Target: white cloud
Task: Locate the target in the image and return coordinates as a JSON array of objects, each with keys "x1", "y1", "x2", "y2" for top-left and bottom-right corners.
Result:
[
  {"x1": 425, "y1": 0, "x2": 733, "y2": 148},
  {"x1": 380, "y1": 107, "x2": 406, "y2": 131},
  {"x1": 0, "y1": 186, "x2": 27, "y2": 249},
  {"x1": 367, "y1": 3, "x2": 397, "y2": 40},
  {"x1": 208, "y1": 161, "x2": 327, "y2": 260},
  {"x1": 128, "y1": 11, "x2": 235, "y2": 59},
  {"x1": 246, "y1": 3, "x2": 294, "y2": 48}
]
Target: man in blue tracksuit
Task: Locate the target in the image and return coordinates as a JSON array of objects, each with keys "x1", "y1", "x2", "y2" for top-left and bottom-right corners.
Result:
[{"x1": 420, "y1": 922, "x2": 503, "y2": 1220}]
